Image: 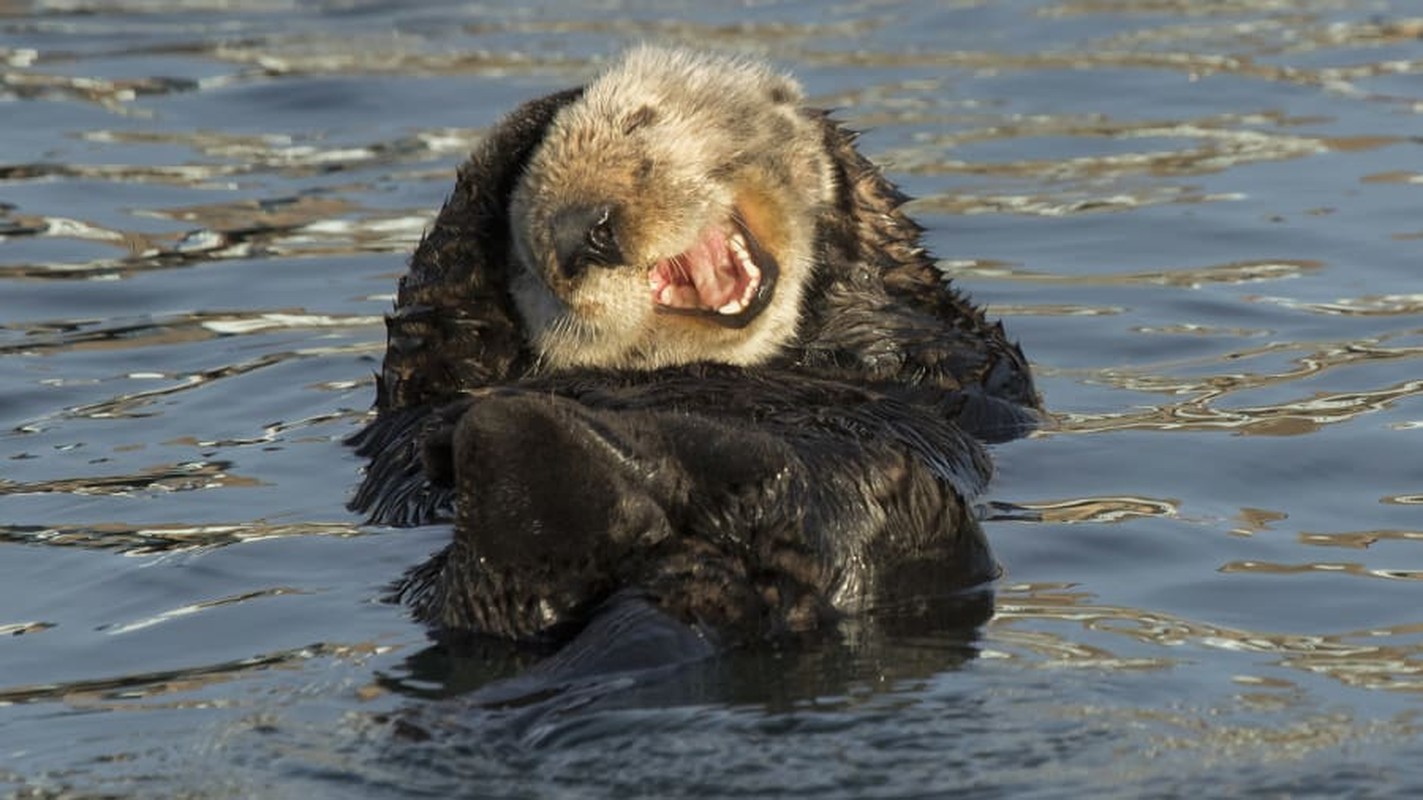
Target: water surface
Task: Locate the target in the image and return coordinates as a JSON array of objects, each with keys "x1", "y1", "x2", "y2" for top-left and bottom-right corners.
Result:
[{"x1": 3, "y1": 0, "x2": 1422, "y2": 796}]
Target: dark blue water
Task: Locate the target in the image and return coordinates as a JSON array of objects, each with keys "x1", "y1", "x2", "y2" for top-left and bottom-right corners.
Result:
[{"x1": 3, "y1": 1, "x2": 1421, "y2": 796}]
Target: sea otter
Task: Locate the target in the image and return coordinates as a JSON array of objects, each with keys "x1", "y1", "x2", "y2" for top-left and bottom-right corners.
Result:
[{"x1": 350, "y1": 47, "x2": 1039, "y2": 649}]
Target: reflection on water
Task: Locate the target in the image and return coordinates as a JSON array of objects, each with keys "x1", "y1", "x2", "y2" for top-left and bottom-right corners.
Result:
[
  {"x1": 1049, "y1": 332, "x2": 1423, "y2": 436},
  {"x1": 0, "y1": 520, "x2": 363, "y2": 554},
  {"x1": 0, "y1": 639, "x2": 388, "y2": 706},
  {"x1": 1304, "y1": 528, "x2": 1423, "y2": 549},
  {"x1": 3, "y1": 0, "x2": 1423, "y2": 795},
  {"x1": 994, "y1": 582, "x2": 1423, "y2": 692}
]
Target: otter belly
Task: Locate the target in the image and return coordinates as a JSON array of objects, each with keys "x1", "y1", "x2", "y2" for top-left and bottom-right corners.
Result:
[{"x1": 378, "y1": 365, "x2": 999, "y2": 648}]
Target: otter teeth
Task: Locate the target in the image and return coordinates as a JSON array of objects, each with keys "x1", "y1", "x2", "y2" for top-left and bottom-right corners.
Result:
[
  {"x1": 728, "y1": 233, "x2": 754, "y2": 273},
  {"x1": 649, "y1": 228, "x2": 765, "y2": 315},
  {"x1": 721, "y1": 233, "x2": 762, "y2": 315}
]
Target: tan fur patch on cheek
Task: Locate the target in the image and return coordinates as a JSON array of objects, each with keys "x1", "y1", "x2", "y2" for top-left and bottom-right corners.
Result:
[{"x1": 733, "y1": 183, "x2": 792, "y2": 261}]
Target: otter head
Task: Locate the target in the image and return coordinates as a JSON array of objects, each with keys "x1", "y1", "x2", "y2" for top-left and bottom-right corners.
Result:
[{"x1": 508, "y1": 46, "x2": 836, "y2": 371}]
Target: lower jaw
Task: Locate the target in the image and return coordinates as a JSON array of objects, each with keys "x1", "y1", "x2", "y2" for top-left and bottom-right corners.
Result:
[{"x1": 535, "y1": 294, "x2": 792, "y2": 371}]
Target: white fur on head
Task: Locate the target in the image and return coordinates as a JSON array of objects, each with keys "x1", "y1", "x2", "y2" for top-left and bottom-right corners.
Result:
[{"x1": 508, "y1": 45, "x2": 837, "y2": 371}]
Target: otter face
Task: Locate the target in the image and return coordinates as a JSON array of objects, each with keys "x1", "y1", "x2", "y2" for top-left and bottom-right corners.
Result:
[{"x1": 508, "y1": 46, "x2": 836, "y2": 371}]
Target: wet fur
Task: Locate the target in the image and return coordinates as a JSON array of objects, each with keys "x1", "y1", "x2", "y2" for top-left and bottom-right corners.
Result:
[{"x1": 353, "y1": 47, "x2": 1040, "y2": 647}]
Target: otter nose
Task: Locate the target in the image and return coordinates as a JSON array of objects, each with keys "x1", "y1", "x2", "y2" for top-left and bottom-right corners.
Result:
[{"x1": 550, "y1": 203, "x2": 623, "y2": 279}]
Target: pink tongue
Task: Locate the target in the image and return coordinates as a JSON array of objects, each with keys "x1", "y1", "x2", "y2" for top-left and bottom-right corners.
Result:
[{"x1": 683, "y1": 227, "x2": 740, "y2": 309}]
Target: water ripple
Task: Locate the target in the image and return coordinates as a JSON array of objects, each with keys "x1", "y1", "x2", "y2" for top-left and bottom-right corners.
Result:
[
  {"x1": 993, "y1": 585, "x2": 1423, "y2": 692},
  {"x1": 0, "y1": 520, "x2": 364, "y2": 554}
]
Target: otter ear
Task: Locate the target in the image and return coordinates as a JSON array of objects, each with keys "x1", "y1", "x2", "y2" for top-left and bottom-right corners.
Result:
[{"x1": 376, "y1": 87, "x2": 584, "y2": 412}]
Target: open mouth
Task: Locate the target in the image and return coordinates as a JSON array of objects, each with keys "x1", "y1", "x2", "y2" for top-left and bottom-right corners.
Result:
[{"x1": 647, "y1": 214, "x2": 778, "y2": 329}]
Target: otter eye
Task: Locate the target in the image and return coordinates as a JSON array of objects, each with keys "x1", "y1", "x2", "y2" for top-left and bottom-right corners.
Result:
[{"x1": 550, "y1": 203, "x2": 623, "y2": 278}]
